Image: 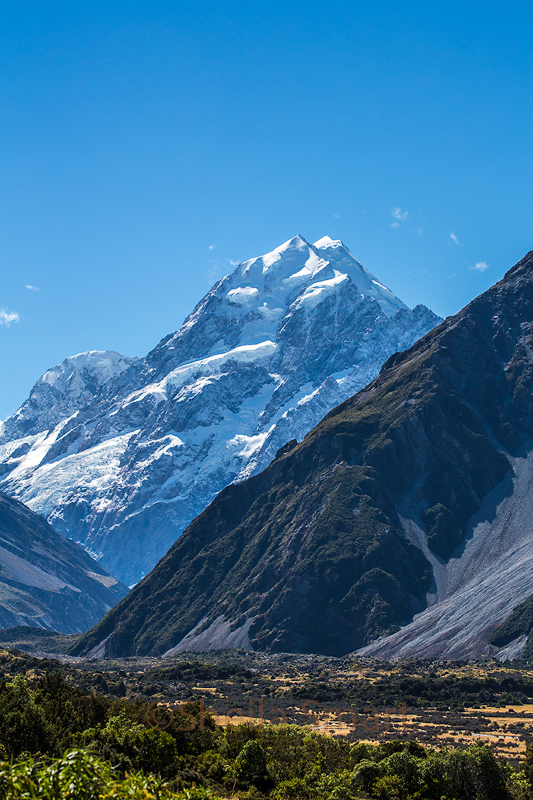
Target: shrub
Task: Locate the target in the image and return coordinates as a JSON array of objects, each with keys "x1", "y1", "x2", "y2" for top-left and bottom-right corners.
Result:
[
  {"x1": 0, "y1": 675, "x2": 50, "y2": 756},
  {"x1": 78, "y1": 711, "x2": 178, "y2": 777},
  {"x1": 235, "y1": 739, "x2": 268, "y2": 782},
  {"x1": 0, "y1": 749, "x2": 186, "y2": 800}
]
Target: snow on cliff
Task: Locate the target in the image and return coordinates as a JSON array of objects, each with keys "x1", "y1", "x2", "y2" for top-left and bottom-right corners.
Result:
[{"x1": 0, "y1": 236, "x2": 441, "y2": 584}]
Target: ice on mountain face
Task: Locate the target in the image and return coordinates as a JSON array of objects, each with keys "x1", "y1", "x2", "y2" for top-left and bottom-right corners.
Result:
[
  {"x1": 1, "y1": 350, "x2": 137, "y2": 442},
  {"x1": 295, "y1": 271, "x2": 349, "y2": 309},
  {"x1": 227, "y1": 286, "x2": 260, "y2": 304},
  {"x1": 312, "y1": 237, "x2": 408, "y2": 317},
  {"x1": 122, "y1": 341, "x2": 277, "y2": 409},
  {"x1": 41, "y1": 351, "x2": 133, "y2": 391},
  {"x1": 0, "y1": 236, "x2": 442, "y2": 584}
]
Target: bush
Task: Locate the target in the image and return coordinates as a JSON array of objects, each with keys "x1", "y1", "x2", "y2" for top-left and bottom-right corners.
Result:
[
  {"x1": 0, "y1": 675, "x2": 51, "y2": 756},
  {"x1": 235, "y1": 739, "x2": 268, "y2": 782},
  {"x1": 0, "y1": 749, "x2": 183, "y2": 800},
  {"x1": 78, "y1": 711, "x2": 178, "y2": 777},
  {"x1": 271, "y1": 777, "x2": 311, "y2": 799},
  {"x1": 353, "y1": 758, "x2": 383, "y2": 792}
]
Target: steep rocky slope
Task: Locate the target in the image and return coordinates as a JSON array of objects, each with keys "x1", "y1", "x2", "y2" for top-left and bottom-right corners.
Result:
[
  {"x1": 490, "y1": 594, "x2": 533, "y2": 660},
  {"x1": 0, "y1": 235, "x2": 439, "y2": 584},
  {"x1": 0, "y1": 491, "x2": 128, "y2": 633},
  {"x1": 71, "y1": 251, "x2": 533, "y2": 659}
]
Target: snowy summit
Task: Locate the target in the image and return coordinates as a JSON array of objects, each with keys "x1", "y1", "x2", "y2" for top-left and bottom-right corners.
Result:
[{"x1": 0, "y1": 236, "x2": 441, "y2": 583}]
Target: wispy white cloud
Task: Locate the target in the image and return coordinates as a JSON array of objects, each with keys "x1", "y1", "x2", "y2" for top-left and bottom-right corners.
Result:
[
  {"x1": 449, "y1": 232, "x2": 460, "y2": 245},
  {"x1": 209, "y1": 244, "x2": 216, "y2": 250},
  {"x1": 0, "y1": 308, "x2": 19, "y2": 326},
  {"x1": 392, "y1": 207, "x2": 409, "y2": 221},
  {"x1": 25, "y1": 284, "x2": 39, "y2": 291},
  {"x1": 390, "y1": 222, "x2": 400, "y2": 228},
  {"x1": 207, "y1": 255, "x2": 239, "y2": 283},
  {"x1": 417, "y1": 227, "x2": 424, "y2": 235},
  {"x1": 470, "y1": 261, "x2": 489, "y2": 272},
  {"x1": 207, "y1": 260, "x2": 225, "y2": 285}
]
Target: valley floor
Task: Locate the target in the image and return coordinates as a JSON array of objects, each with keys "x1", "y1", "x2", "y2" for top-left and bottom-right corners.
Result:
[{"x1": 3, "y1": 633, "x2": 533, "y2": 766}]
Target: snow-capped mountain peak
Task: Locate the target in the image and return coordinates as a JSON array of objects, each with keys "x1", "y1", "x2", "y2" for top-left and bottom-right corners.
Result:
[
  {"x1": 0, "y1": 236, "x2": 441, "y2": 584},
  {"x1": 156, "y1": 235, "x2": 410, "y2": 371},
  {"x1": 40, "y1": 350, "x2": 135, "y2": 393},
  {"x1": 233, "y1": 233, "x2": 408, "y2": 319},
  {"x1": 233, "y1": 235, "x2": 327, "y2": 299},
  {"x1": 241, "y1": 233, "x2": 310, "y2": 273},
  {"x1": 313, "y1": 235, "x2": 408, "y2": 316},
  {"x1": 3, "y1": 350, "x2": 137, "y2": 440}
]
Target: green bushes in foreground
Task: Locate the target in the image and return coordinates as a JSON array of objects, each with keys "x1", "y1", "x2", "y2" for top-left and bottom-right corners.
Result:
[
  {"x1": 0, "y1": 742, "x2": 522, "y2": 800},
  {"x1": 2, "y1": 671, "x2": 533, "y2": 798},
  {"x1": 0, "y1": 749, "x2": 214, "y2": 800}
]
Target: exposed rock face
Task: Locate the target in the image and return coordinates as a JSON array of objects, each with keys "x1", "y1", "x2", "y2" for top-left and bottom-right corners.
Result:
[
  {"x1": 70, "y1": 250, "x2": 533, "y2": 660},
  {"x1": 490, "y1": 591, "x2": 533, "y2": 660},
  {"x1": 0, "y1": 236, "x2": 439, "y2": 585},
  {"x1": 0, "y1": 491, "x2": 128, "y2": 634}
]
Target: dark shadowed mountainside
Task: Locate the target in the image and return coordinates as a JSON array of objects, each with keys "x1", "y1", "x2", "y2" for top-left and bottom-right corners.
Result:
[
  {"x1": 0, "y1": 491, "x2": 128, "y2": 633},
  {"x1": 73, "y1": 251, "x2": 533, "y2": 658}
]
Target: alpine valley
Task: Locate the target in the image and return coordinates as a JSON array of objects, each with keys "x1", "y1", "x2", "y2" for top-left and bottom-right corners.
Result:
[
  {"x1": 70, "y1": 249, "x2": 533, "y2": 661},
  {"x1": 0, "y1": 235, "x2": 440, "y2": 585}
]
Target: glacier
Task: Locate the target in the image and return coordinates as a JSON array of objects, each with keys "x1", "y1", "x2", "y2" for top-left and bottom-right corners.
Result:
[{"x1": 0, "y1": 235, "x2": 441, "y2": 584}]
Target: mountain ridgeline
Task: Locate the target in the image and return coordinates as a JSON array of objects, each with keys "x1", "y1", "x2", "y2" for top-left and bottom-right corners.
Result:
[
  {"x1": 0, "y1": 236, "x2": 439, "y2": 585},
  {"x1": 72, "y1": 250, "x2": 533, "y2": 659},
  {"x1": 0, "y1": 491, "x2": 128, "y2": 634}
]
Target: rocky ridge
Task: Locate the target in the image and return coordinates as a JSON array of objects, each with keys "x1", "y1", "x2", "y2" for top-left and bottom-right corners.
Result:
[{"x1": 0, "y1": 491, "x2": 128, "y2": 634}]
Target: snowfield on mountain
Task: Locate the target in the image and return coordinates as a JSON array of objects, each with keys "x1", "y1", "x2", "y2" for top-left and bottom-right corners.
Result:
[{"x1": 0, "y1": 235, "x2": 440, "y2": 584}]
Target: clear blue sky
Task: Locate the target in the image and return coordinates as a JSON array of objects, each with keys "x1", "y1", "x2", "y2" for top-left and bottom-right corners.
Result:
[{"x1": 1, "y1": 1, "x2": 531, "y2": 420}]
